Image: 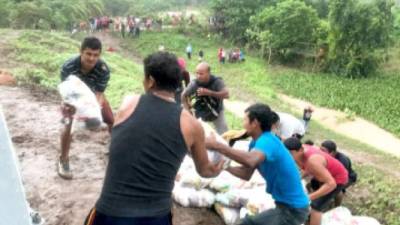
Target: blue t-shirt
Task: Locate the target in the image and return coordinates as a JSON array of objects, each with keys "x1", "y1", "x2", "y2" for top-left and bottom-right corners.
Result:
[{"x1": 250, "y1": 132, "x2": 309, "y2": 208}]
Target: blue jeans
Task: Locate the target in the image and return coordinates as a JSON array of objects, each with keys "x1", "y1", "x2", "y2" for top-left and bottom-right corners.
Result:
[
  {"x1": 241, "y1": 203, "x2": 309, "y2": 225},
  {"x1": 84, "y1": 209, "x2": 172, "y2": 225}
]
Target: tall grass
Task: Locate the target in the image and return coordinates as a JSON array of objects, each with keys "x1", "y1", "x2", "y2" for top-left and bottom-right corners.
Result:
[{"x1": 10, "y1": 30, "x2": 144, "y2": 108}]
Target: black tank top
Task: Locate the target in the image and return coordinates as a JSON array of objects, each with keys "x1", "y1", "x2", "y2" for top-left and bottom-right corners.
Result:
[{"x1": 96, "y1": 93, "x2": 187, "y2": 217}]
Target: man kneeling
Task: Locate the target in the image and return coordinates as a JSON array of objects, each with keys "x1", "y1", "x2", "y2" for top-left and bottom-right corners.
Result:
[{"x1": 284, "y1": 138, "x2": 348, "y2": 225}]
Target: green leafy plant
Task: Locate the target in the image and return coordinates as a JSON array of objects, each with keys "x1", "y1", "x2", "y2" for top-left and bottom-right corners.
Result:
[{"x1": 247, "y1": 0, "x2": 320, "y2": 64}]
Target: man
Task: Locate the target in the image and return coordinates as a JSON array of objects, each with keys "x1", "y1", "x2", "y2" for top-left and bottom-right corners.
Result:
[
  {"x1": 284, "y1": 138, "x2": 349, "y2": 225},
  {"x1": 303, "y1": 106, "x2": 313, "y2": 132},
  {"x1": 58, "y1": 37, "x2": 114, "y2": 180},
  {"x1": 175, "y1": 58, "x2": 190, "y2": 104},
  {"x1": 272, "y1": 112, "x2": 305, "y2": 140},
  {"x1": 186, "y1": 43, "x2": 192, "y2": 60},
  {"x1": 321, "y1": 140, "x2": 357, "y2": 206},
  {"x1": 206, "y1": 104, "x2": 309, "y2": 225},
  {"x1": 181, "y1": 62, "x2": 229, "y2": 134},
  {"x1": 84, "y1": 52, "x2": 224, "y2": 225}
]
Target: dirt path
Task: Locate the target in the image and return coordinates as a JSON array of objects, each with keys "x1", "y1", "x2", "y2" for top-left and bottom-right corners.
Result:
[
  {"x1": 225, "y1": 97, "x2": 400, "y2": 159},
  {"x1": 278, "y1": 94, "x2": 400, "y2": 158},
  {"x1": 224, "y1": 99, "x2": 400, "y2": 180},
  {"x1": 0, "y1": 85, "x2": 223, "y2": 225}
]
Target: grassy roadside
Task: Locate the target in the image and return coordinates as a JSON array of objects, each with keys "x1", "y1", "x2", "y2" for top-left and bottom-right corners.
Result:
[
  {"x1": 271, "y1": 68, "x2": 400, "y2": 138},
  {"x1": 8, "y1": 30, "x2": 144, "y2": 108},
  {"x1": 123, "y1": 29, "x2": 400, "y2": 138}
]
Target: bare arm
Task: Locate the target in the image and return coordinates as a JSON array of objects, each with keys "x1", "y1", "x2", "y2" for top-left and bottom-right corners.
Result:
[
  {"x1": 206, "y1": 138, "x2": 265, "y2": 169},
  {"x1": 181, "y1": 94, "x2": 191, "y2": 111},
  {"x1": 226, "y1": 166, "x2": 255, "y2": 181},
  {"x1": 198, "y1": 87, "x2": 229, "y2": 99},
  {"x1": 95, "y1": 92, "x2": 105, "y2": 106},
  {"x1": 307, "y1": 155, "x2": 337, "y2": 201},
  {"x1": 181, "y1": 82, "x2": 197, "y2": 111},
  {"x1": 181, "y1": 110, "x2": 224, "y2": 177},
  {"x1": 113, "y1": 95, "x2": 140, "y2": 127}
]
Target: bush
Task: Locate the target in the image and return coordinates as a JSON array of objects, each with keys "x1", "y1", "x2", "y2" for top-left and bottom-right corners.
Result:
[
  {"x1": 247, "y1": 0, "x2": 320, "y2": 64},
  {"x1": 326, "y1": 0, "x2": 393, "y2": 78},
  {"x1": 209, "y1": 0, "x2": 276, "y2": 44}
]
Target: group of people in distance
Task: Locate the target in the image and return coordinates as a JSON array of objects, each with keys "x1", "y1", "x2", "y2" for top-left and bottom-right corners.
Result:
[
  {"x1": 58, "y1": 36, "x2": 356, "y2": 225},
  {"x1": 185, "y1": 44, "x2": 245, "y2": 64}
]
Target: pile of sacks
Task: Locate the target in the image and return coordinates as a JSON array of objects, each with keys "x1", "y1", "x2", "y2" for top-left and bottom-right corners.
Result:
[
  {"x1": 174, "y1": 154, "x2": 270, "y2": 225},
  {"x1": 322, "y1": 207, "x2": 381, "y2": 225},
  {"x1": 174, "y1": 123, "x2": 276, "y2": 225},
  {"x1": 173, "y1": 124, "x2": 381, "y2": 225}
]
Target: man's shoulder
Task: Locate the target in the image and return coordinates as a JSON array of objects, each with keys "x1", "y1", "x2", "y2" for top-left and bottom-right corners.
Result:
[
  {"x1": 255, "y1": 133, "x2": 276, "y2": 148},
  {"x1": 62, "y1": 56, "x2": 80, "y2": 71},
  {"x1": 94, "y1": 59, "x2": 110, "y2": 75},
  {"x1": 336, "y1": 152, "x2": 350, "y2": 163},
  {"x1": 209, "y1": 75, "x2": 224, "y2": 88}
]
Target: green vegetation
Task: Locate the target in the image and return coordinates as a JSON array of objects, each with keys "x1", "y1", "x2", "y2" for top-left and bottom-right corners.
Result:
[
  {"x1": 247, "y1": 0, "x2": 320, "y2": 63},
  {"x1": 121, "y1": 29, "x2": 400, "y2": 137},
  {"x1": 103, "y1": 0, "x2": 209, "y2": 16},
  {"x1": 210, "y1": 0, "x2": 394, "y2": 77},
  {"x1": 209, "y1": 0, "x2": 276, "y2": 44},
  {"x1": 327, "y1": 0, "x2": 393, "y2": 77},
  {"x1": 9, "y1": 30, "x2": 143, "y2": 107},
  {"x1": 349, "y1": 164, "x2": 400, "y2": 225},
  {"x1": 271, "y1": 69, "x2": 400, "y2": 137},
  {"x1": 1, "y1": 0, "x2": 104, "y2": 29},
  {"x1": 0, "y1": 0, "x2": 209, "y2": 29}
]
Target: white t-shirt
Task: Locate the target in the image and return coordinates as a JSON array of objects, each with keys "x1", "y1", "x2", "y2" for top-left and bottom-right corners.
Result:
[{"x1": 277, "y1": 112, "x2": 305, "y2": 139}]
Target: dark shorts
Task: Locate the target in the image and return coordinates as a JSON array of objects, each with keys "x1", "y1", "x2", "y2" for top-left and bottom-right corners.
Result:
[
  {"x1": 310, "y1": 180, "x2": 345, "y2": 212},
  {"x1": 241, "y1": 203, "x2": 309, "y2": 225},
  {"x1": 84, "y1": 208, "x2": 172, "y2": 225}
]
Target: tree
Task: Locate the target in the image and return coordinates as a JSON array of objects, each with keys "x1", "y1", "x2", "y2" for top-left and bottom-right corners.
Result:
[
  {"x1": 247, "y1": 0, "x2": 320, "y2": 63},
  {"x1": 102, "y1": 0, "x2": 131, "y2": 16},
  {"x1": 327, "y1": 0, "x2": 394, "y2": 77},
  {"x1": 7, "y1": 0, "x2": 104, "y2": 29},
  {"x1": 10, "y1": 1, "x2": 52, "y2": 29},
  {"x1": 305, "y1": 0, "x2": 329, "y2": 18},
  {"x1": 0, "y1": 0, "x2": 13, "y2": 27},
  {"x1": 210, "y1": 0, "x2": 277, "y2": 44}
]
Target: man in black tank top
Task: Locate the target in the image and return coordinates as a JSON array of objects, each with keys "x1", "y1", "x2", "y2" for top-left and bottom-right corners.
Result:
[{"x1": 84, "y1": 52, "x2": 224, "y2": 225}]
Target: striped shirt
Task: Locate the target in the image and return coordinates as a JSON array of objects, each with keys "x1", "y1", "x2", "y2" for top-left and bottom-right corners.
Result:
[{"x1": 61, "y1": 56, "x2": 110, "y2": 93}]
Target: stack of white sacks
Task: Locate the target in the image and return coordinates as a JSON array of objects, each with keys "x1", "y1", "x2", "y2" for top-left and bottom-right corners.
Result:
[{"x1": 173, "y1": 121, "x2": 381, "y2": 225}]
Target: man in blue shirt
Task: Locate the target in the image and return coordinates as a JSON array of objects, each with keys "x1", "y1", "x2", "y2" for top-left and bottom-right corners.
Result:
[{"x1": 206, "y1": 103, "x2": 309, "y2": 225}]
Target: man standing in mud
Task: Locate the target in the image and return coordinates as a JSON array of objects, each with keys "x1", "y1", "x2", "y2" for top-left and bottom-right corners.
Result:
[{"x1": 58, "y1": 37, "x2": 114, "y2": 179}]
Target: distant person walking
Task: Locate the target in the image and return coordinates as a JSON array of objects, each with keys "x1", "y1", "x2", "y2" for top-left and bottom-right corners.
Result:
[
  {"x1": 198, "y1": 50, "x2": 204, "y2": 61},
  {"x1": 218, "y1": 48, "x2": 226, "y2": 64},
  {"x1": 121, "y1": 19, "x2": 126, "y2": 38},
  {"x1": 303, "y1": 106, "x2": 313, "y2": 132},
  {"x1": 186, "y1": 43, "x2": 193, "y2": 60}
]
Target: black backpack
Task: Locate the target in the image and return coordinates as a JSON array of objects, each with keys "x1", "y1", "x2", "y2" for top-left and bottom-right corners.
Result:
[{"x1": 192, "y1": 76, "x2": 222, "y2": 121}]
